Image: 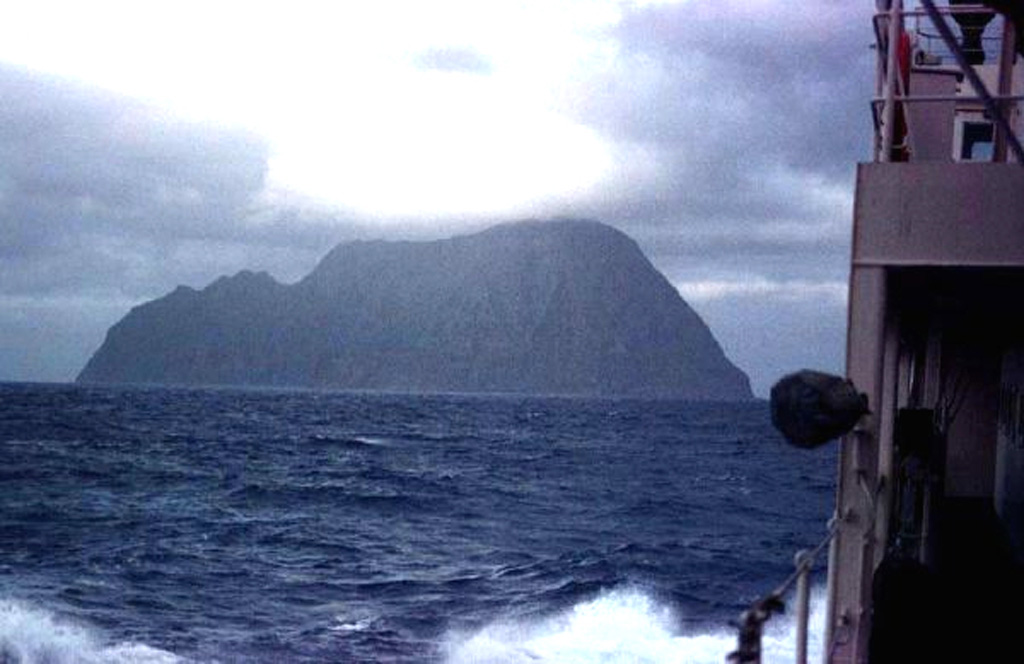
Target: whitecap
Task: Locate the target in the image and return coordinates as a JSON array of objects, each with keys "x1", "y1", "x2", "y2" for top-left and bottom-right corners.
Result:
[
  {"x1": 0, "y1": 599, "x2": 183, "y2": 664},
  {"x1": 351, "y1": 436, "x2": 391, "y2": 447},
  {"x1": 329, "y1": 617, "x2": 373, "y2": 633},
  {"x1": 442, "y1": 586, "x2": 826, "y2": 664}
]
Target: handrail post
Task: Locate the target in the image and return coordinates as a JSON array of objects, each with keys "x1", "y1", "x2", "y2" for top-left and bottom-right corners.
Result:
[
  {"x1": 727, "y1": 596, "x2": 782, "y2": 664},
  {"x1": 880, "y1": 0, "x2": 903, "y2": 162},
  {"x1": 794, "y1": 551, "x2": 812, "y2": 664},
  {"x1": 822, "y1": 515, "x2": 840, "y2": 664},
  {"x1": 994, "y1": 15, "x2": 1017, "y2": 162},
  {"x1": 728, "y1": 607, "x2": 764, "y2": 664}
]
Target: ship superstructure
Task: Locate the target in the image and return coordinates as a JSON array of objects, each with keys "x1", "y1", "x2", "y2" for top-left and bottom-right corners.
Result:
[
  {"x1": 829, "y1": 2, "x2": 1024, "y2": 662},
  {"x1": 732, "y1": 3, "x2": 1024, "y2": 663}
]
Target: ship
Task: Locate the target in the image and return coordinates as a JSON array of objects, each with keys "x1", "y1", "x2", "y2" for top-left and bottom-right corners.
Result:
[{"x1": 731, "y1": 2, "x2": 1024, "y2": 662}]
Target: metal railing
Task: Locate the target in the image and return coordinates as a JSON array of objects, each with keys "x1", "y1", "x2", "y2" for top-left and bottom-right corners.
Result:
[
  {"x1": 726, "y1": 520, "x2": 837, "y2": 664},
  {"x1": 872, "y1": 1, "x2": 1024, "y2": 164}
]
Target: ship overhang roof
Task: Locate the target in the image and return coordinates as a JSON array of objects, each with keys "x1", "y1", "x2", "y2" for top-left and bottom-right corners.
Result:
[{"x1": 853, "y1": 162, "x2": 1024, "y2": 268}]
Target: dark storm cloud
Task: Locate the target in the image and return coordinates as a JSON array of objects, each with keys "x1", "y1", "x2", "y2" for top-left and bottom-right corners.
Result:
[
  {"x1": 413, "y1": 46, "x2": 493, "y2": 75},
  {"x1": 552, "y1": 1, "x2": 874, "y2": 289},
  {"x1": 0, "y1": 64, "x2": 268, "y2": 262},
  {"x1": 609, "y1": 2, "x2": 871, "y2": 176},
  {"x1": 0, "y1": 65, "x2": 360, "y2": 379},
  {"x1": 535, "y1": 1, "x2": 874, "y2": 392},
  {"x1": 0, "y1": 64, "x2": 363, "y2": 299}
]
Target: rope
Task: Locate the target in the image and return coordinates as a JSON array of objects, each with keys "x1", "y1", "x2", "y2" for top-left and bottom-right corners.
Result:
[
  {"x1": 772, "y1": 519, "x2": 838, "y2": 598},
  {"x1": 726, "y1": 520, "x2": 838, "y2": 664}
]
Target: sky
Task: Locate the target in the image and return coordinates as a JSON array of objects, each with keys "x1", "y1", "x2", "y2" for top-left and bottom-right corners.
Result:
[{"x1": 0, "y1": 0, "x2": 875, "y2": 396}]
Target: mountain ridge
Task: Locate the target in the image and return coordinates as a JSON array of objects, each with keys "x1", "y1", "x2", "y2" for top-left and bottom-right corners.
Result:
[{"x1": 78, "y1": 219, "x2": 753, "y2": 400}]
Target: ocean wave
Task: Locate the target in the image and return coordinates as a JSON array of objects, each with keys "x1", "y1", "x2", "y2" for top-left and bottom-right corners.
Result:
[
  {"x1": 0, "y1": 599, "x2": 182, "y2": 664},
  {"x1": 306, "y1": 433, "x2": 392, "y2": 448},
  {"x1": 224, "y1": 481, "x2": 430, "y2": 510},
  {"x1": 442, "y1": 586, "x2": 825, "y2": 664}
]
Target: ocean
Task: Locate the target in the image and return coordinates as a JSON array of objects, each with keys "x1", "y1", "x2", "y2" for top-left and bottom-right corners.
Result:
[{"x1": 0, "y1": 382, "x2": 836, "y2": 663}]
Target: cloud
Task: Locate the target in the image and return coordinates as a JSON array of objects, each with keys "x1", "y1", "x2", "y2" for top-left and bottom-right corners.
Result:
[
  {"x1": 606, "y1": 1, "x2": 872, "y2": 168},
  {"x1": 529, "y1": 1, "x2": 871, "y2": 391},
  {"x1": 413, "y1": 46, "x2": 494, "y2": 75},
  {"x1": 675, "y1": 279, "x2": 848, "y2": 397},
  {"x1": 675, "y1": 278, "x2": 848, "y2": 303},
  {"x1": 0, "y1": 1, "x2": 873, "y2": 383},
  {"x1": 0, "y1": 66, "x2": 266, "y2": 233},
  {"x1": 0, "y1": 64, "x2": 365, "y2": 378},
  {"x1": 0, "y1": 65, "x2": 366, "y2": 299},
  {"x1": 554, "y1": 3, "x2": 871, "y2": 212},
  {"x1": 523, "y1": 0, "x2": 873, "y2": 308},
  {"x1": 0, "y1": 65, "x2": 260, "y2": 264}
]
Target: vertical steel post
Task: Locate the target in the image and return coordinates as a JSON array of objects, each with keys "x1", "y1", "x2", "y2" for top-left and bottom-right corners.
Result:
[
  {"x1": 994, "y1": 17, "x2": 1017, "y2": 162},
  {"x1": 822, "y1": 515, "x2": 840, "y2": 664},
  {"x1": 873, "y1": 312, "x2": 900, "y2": 566},
  {"x1": 794, "y1": 551, "x2": 811, "y2": 664},
  {"x1": 829, "y1": 265, "x2": 888, "y2": 663},
  {"x1": 880, "y1": 0, "x2": 903, "y2": 162}
]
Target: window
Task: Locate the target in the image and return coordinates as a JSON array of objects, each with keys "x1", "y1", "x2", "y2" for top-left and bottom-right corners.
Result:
[{"x1": 954, "y1": 117, "x2": 994, "y2": 161}]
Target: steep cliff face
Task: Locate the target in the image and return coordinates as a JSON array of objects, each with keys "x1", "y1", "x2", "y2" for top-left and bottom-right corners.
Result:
[{"x1": 78, "y1": 220, "x2": 752, "y2": 400}]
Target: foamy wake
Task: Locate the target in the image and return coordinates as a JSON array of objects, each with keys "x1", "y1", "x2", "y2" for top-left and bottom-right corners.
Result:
[
  {"x1": 3, "y1": 589, "x2": 826, "y2": 663},
  {"x1": 0, "y1": 599, "x2": 182, "y2": 664},
  {"x1": 443, "y1": 587, "x2": 826, "y2": 664}
]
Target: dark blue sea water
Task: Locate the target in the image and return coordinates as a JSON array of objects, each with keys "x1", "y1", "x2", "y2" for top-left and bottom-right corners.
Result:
[{"x1": 0, "y1": 383, "x2": 836, "y2": 663}]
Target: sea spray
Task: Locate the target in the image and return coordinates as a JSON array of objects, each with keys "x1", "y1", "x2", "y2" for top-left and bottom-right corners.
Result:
[
  {"x1": 443, "y1": 587, "x2": 827, "y2": 664},
  {"x1": 0, "y1": 588, "x2": 826, "y2": 663},
  {"x1": 0, "y1": 600, "x2": 181, "y2": 664}
]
